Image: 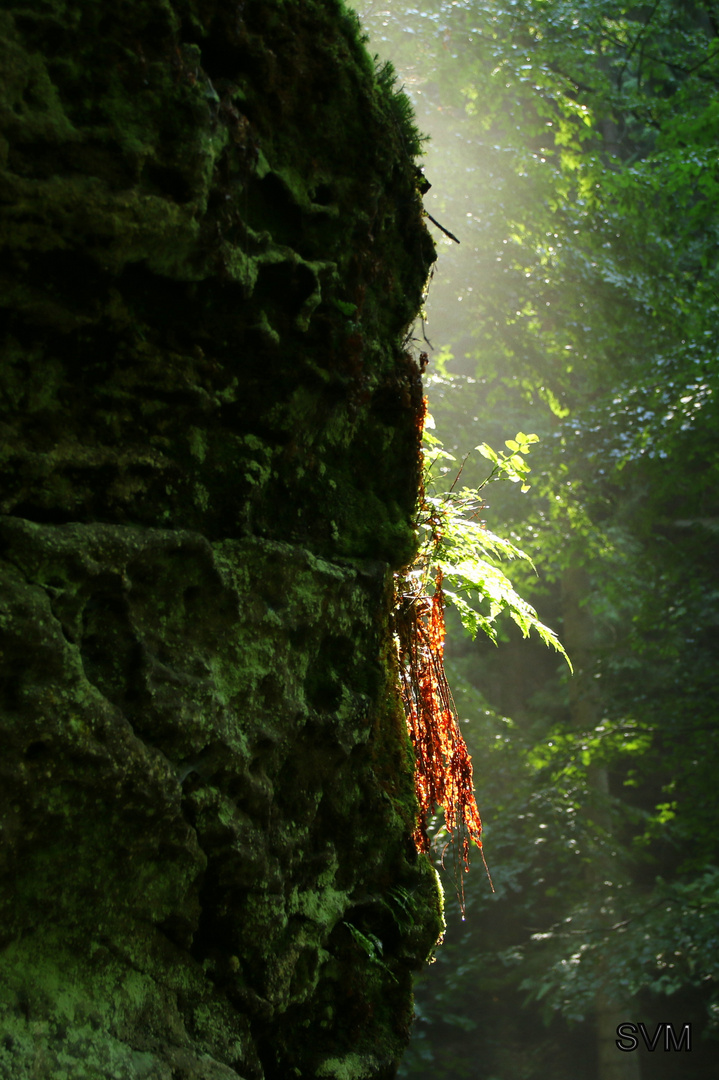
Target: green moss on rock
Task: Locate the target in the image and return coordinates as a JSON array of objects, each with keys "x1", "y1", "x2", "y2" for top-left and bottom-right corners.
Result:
[
  {"x1": 0, "y1": 2, "x2": 442, "y2": 1077},
  {"x1": 0, "y1": 0, "x2": 433, "y2": 562}
]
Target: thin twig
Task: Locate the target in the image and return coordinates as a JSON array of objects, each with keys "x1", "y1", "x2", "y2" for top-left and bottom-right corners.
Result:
[
  {"x1": 424, "y1": 211, "x2": 460, "y2": 244},
  {"x1": 448, "y1": 453, "x2": 471, "y2": 495}
]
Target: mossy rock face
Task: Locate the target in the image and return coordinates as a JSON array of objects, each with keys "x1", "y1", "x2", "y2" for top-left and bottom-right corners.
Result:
[
  {"x1": 0, "y1": 1, "x2": 442, "y2": 1078},
  {"x1": 0, "y1": 0, "x2": 434, "y2": 564}
]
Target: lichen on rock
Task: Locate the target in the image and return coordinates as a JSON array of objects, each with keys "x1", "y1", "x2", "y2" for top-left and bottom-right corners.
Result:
[{"x1": 0, "y1": 1, "x2": 442, "y2": 1077}]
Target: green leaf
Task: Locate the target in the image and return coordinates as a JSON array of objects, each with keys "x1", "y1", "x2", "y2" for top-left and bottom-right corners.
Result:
[
  {"x1": 333, "y1": 299, "x2": 357, "y2": 317},
  {"x1": 476, "y1": 442, "x2": 500, "y2": 465}
]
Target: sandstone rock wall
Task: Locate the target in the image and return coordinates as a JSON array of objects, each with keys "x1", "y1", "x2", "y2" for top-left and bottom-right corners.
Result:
[{"x1": 0, "y1": 1, "x2": 442, "y2": 1077}]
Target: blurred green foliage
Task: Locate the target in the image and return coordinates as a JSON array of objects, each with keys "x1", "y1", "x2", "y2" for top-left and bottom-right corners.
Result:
[{"x1": 354, "y1": 1, "x2": 719, "y2": 1076}]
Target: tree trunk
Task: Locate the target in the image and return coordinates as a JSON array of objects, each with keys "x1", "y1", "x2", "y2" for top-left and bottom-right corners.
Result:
[
  {"x1": 562, "y1": 563, "x2": 641, "y2": 1080},
  {"x1": 0, "y1": 2, "x2": 442, "y2": 1077}
]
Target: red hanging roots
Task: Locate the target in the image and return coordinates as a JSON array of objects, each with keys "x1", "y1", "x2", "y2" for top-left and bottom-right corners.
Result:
[{"x1": 395, "y1": 568, "x2": 493, "y2": 908}]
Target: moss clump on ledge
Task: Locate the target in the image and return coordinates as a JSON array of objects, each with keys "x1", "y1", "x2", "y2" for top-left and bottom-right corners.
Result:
[{"x1": 0, "y1": 1, "x2": 442, "y2": 1078}]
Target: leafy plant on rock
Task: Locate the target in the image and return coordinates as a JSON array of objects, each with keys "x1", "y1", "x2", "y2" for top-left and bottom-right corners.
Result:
[{"x1": 394, "y1": 401, "x2": 570, "y2": 910}]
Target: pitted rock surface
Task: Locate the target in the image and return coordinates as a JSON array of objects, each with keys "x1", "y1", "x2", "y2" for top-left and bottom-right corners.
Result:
[{"x1": 0, "y1": 1, "x2": 443, "y2": 1077}]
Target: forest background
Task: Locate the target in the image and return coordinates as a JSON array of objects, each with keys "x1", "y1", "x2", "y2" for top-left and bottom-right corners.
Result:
[{"x1": 352, "y1": 2, "x2": 719, "y2": 1079}]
